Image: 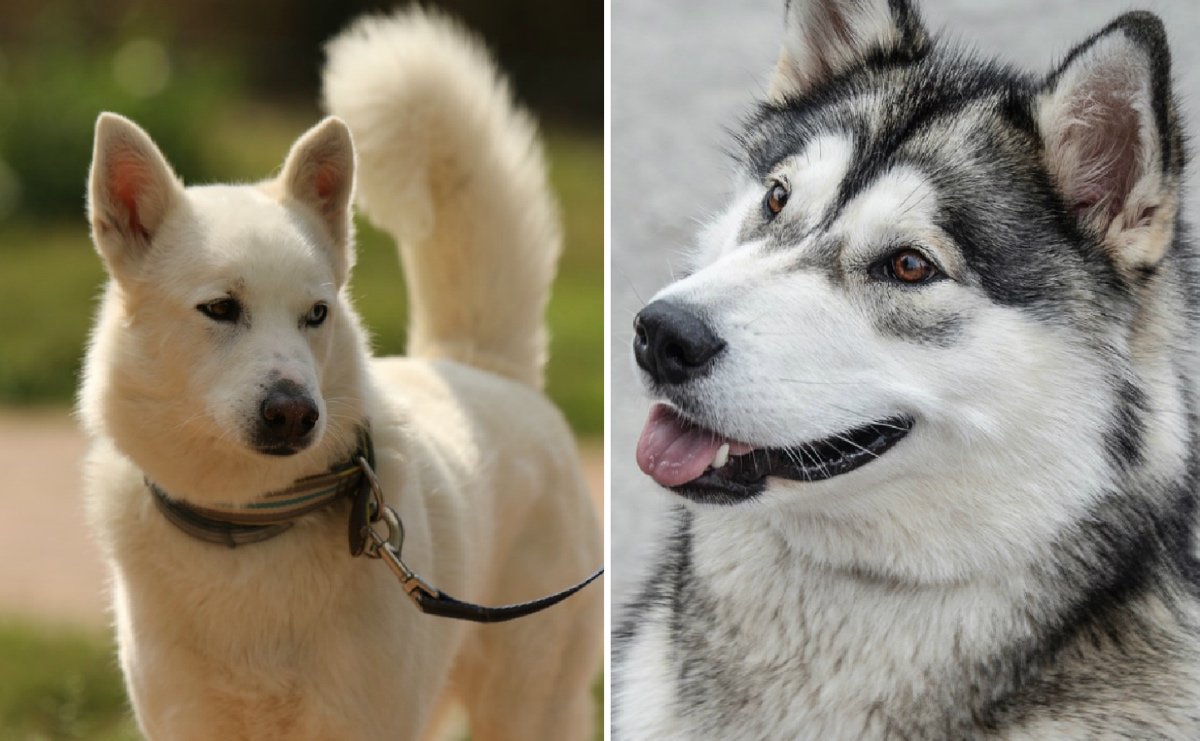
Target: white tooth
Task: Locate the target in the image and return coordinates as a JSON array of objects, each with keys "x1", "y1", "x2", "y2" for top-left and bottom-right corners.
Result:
[{"x1": 712, "y1": 443, "x2": 730, "y2": 469}]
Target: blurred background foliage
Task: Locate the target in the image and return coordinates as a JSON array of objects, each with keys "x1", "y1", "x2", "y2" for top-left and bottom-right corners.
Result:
[{"x1": 0, "y1": 0, "x2": 602, "y2": 432}]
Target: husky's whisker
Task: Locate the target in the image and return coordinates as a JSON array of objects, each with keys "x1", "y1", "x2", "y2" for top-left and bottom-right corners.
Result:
[{"x1": 832, "y1": 433, "x2": 879, "y2": 459}]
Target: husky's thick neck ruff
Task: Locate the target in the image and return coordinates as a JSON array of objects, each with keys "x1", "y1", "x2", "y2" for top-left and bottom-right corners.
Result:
[{"x1": 148, "y1": 427, "x2": 374, "y2": 548}]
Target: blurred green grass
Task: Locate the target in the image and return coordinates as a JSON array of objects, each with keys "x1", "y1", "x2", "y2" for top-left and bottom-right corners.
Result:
[
  {"x1": 0, "y1": 620, "x2": 138, "y2": 740},
  {"x1": 0, "y1": 109, "x2": 602, "y2": 435},
  {"x1": 0, "y1": 619, "x2": 604, "y2": 739}
]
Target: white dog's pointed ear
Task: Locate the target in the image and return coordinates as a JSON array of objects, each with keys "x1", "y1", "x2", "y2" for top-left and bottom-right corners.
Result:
[
  {"x1": 1038, "y1": 12, "x2": 1182, "y2": 270},
  {"x1": 769, "y1": 0, "x2": 929, "y2": 102},
  {"x1": 88, "y1": 112, "x2": 184, "y2": 275},
  {"x1": 280, "y1": 117, "x2": 355, "y2": 269}
]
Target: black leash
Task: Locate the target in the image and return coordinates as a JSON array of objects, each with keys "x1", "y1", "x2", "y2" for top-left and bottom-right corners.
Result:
[
  {"x1": 348, "y1": 451, "x2": 603, "y2": 623},
  {"x1": 409, "y1": 568, "x2": 604, "y2": 623},
  {"x1": 150, "y1": 427, "x2": 603, "y2": 624}
]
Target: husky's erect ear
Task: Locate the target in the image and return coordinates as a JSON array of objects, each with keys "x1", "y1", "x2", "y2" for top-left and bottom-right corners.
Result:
[
  {"x1": 769, "y1": 0, "x2": 929, "y2": 102},
  {"x1": 279, "y1": 116, "x2": 356, "y2": 281},
  {"x1": 88, "y1": 113, "x2": 185, "y2": 277},
  {"x1": 1038, "y1": 12, "x2": 1182, "y2": 270}
]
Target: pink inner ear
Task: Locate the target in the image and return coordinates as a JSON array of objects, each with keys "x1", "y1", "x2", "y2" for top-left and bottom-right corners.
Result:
[
  {"x1": 1058, "y1": 81, "x2": 1142, "y2": 226},
  {"x1": 109, "y1": 154, "x2": 150, "y2": 241},
  {"x1": 314, "y1": 162, "x2": 342, "y2": 209}
]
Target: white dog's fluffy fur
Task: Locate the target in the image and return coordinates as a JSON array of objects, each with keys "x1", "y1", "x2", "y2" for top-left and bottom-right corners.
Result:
[{"x1": 80, "y1": 10, "x2": 600, "y2": 740}]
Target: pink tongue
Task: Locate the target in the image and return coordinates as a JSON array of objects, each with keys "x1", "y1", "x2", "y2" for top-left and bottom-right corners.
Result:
[{"x1": 636, "y1": 404, "x2": 727, "y2": 487}]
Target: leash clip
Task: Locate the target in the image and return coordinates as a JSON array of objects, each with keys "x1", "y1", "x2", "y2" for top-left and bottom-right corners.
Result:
[
  {"x1": 357, "y1": 460, "x2": 438, "y2": 599},
  {"x1": 364, "y1": 505, "x2": 438, "y2": 600}
]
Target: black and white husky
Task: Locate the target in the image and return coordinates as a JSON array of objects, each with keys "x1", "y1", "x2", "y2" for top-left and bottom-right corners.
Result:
[{"x1": 616, "y1": 0, "x2": 1200, "y2": 737}]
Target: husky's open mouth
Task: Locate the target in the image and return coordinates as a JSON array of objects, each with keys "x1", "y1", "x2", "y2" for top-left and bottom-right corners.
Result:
[{"x1": 636, "y1": 404, "x2": 913, "y2": 504}]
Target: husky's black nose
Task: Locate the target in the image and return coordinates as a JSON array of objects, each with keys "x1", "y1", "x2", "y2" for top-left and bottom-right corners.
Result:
[
  {"x1": 634, "y1": 301, "x2": 725, "y2": 385},
  {"x1": 257, "y1": 380, "x2": 319, "y2": 452}
]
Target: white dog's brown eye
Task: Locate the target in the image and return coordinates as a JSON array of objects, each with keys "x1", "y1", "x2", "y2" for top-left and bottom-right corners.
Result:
[
  {"x1": 305, "y1": 302, "x2": 329, "y2": 328},
  {"x1": 883, "y1": 248, "x2": 941, "y2": 284},
  {"x1": 197, "y1": 298, "x2": 241, "y2": 323},
  {"x1": 765, "y1": 181, "x2": 789, "y2": 217}
]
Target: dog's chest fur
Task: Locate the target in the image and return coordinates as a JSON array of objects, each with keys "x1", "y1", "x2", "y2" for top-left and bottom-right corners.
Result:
[
  {"x1": 89, "y1": 419, "x2": 470, "y2": 740},
  {"x1": 617, "y1": 509, "x2": 1200, "y2": 740}
]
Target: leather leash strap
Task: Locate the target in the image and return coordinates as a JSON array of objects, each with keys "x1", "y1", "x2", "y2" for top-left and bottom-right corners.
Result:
[{"x1": 411, "y1": 568, "x2": 604, "y2": 623}]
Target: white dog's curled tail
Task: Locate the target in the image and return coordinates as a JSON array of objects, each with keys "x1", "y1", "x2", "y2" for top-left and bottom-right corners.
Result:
[{"x1": 323, "y1": 9, "x2": 561, "y2": 389}]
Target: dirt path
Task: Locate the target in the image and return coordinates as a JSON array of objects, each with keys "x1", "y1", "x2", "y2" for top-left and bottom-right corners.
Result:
[
  {"x1": 0, "y1": 409, "x2": 100, "y2": 624},
  {"x1": 0, "y1": 408, "x2": 603, "y2": 627}
]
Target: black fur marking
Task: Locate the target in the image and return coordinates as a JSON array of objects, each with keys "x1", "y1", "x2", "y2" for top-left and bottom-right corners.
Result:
[
  {"x1": 825, "y1": 67, "x2": 1018, "y2": 226},
  {"x1": 1103, "y1": 378, "x2": 1148, "y2": 471},
  {"x1": 612, "y1": 508, "x2": 695, "y2": 726},
  {"x1": 613, "y1": 510, "x2": 695, "y2": 648}
]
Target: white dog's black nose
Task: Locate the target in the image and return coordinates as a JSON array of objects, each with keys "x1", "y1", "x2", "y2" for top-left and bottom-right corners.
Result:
[
  {"x1": 258, "y1": 381, "x2": 319, "y2": 450},
  {"x1": 634, "y1": 301, "x2": 725, "y2": 385}
]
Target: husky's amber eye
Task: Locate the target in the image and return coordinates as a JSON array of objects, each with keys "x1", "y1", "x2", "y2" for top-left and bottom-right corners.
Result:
[
  {"x1": 883, "y1": 248, "x2": 941, "y2": 284},
  {"x1": 764, "y1": 181, "x2": 789, "y2": 217},
  {"x1": 305, "y1": 302, "x2": 329, "y2": 328},
  {"x1": 197, "y1": 298, "x2": 241, "y2": 323}
]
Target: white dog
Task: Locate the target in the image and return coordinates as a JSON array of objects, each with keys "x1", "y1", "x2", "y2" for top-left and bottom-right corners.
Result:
[{"x1": 80, "y1": 10, "x2": 600, "y2": 740}]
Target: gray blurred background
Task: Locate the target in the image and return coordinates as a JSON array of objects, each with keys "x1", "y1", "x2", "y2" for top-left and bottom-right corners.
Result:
[{"x1": 611, "y1": 0, "x2": 1200, "y2": 618}]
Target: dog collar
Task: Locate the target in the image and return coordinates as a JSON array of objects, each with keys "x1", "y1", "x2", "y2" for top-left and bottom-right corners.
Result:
[
  {"x1": 148, "y1": 427, "x2": 374, "y2": 548},
  {"x1": 148, "y1": 426, "x2": 603, "y2": 623}
]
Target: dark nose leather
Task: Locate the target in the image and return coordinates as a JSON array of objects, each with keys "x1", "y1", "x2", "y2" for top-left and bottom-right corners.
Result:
[
  {"x1": 633, "y1": 300, "x2": 725, "y2": 385},
  {"x1": 258, "y1": 380, "x2": 319, "y2": 448}
]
